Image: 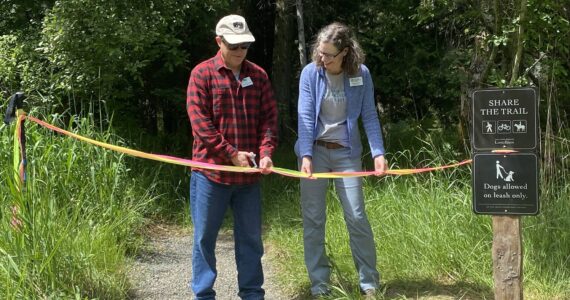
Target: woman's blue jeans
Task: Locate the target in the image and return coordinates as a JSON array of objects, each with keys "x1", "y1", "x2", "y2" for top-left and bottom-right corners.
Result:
[
  {"x1": 299, "y1": 146, "x2": 380, "y2": 295},
  {"x1": 189, "y1": 171, "x2": 264, "y2": 300}
]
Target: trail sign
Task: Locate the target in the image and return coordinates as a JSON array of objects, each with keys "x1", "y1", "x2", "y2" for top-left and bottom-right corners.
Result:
[
  {"x1": 472, "y1": 88, "x2": 538, "y2": 150},
  {"x1": 472, "y1": 153, "x2": 539, "y2": 215}
]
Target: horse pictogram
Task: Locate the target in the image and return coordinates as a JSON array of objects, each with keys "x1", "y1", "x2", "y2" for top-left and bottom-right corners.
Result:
[{"x1": 514, "y1": 121, "x2": 526, "y2": 132}]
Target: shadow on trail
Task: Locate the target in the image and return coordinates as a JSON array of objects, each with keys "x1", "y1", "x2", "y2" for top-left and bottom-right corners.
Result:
[
  {"x1": 382, "y1": 278, "x2": 492, "y2": 299},
  {"x1": 287, "y1": 278, "x2": 492, "y2": 299}
]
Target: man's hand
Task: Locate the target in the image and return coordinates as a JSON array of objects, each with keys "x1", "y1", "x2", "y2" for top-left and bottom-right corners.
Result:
[
  {"x1": 231, "y1": 151, "x2": 255, "y2": 167},
  {"x1": 374, "y1": 155, "x2": 387, "y2": 176},
  {"x1": 258, "y1": 156, "x2": 273, "y2": 174}
]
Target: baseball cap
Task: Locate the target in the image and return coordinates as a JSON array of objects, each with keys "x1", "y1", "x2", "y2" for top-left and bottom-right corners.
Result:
[{"x1": 215, "y1": 15, "x2": 255, "y2": 44}]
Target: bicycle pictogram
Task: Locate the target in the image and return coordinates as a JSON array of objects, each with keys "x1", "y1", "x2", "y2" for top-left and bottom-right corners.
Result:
[{"x1": 497, "y1": 121, "x2": 512, "y2": 134}]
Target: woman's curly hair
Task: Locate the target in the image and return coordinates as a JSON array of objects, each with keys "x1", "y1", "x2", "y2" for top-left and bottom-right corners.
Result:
[{"x1": 310, "y1": 22, "x2": 365, "y2": 75}]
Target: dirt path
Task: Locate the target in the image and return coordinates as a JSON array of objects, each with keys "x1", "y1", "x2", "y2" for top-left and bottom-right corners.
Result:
[
  {"x1": 128, "y1": 224, "x2": 290, "y2": 300},
  {"x1": 127, "y1": 225, "x2": 473, "y2": 300}
]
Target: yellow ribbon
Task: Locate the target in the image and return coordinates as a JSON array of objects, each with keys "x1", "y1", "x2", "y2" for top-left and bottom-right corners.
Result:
[{"x1": 22, "y1": 115, "x2": 474, "y2": 179}]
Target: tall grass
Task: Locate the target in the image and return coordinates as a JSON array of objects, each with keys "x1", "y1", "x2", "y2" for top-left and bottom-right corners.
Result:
[
  {"x1": 262, "y1": 127, "x2": 570, "y2": 299},
  {"x1": 1, "y1": 102, "x2": 568, "y2": 299},
  {"x1": 0, "y1": 112, "x2": 163, "y2": 299}
]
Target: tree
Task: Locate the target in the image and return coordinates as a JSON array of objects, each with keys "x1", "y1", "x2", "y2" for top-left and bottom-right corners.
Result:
[
  {"x1": 296, "y1": 0, "x2": 307, "y2": 67},
  {"x1": 272, "y1": 0, "x2": 299, "y2": 138},
  {"x1": 1, "y1": 0, "x2": 231, "y2": 144}
]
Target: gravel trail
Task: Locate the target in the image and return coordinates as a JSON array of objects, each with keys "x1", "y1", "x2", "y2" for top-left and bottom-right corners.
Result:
[{"x1": 128, "y1": 224, "x2": 291, "y2": 300}]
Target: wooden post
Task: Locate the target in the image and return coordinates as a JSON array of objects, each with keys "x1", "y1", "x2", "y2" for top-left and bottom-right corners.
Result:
[{"x1": 492, "y1": 215, "x2": 523, "y2": 299}]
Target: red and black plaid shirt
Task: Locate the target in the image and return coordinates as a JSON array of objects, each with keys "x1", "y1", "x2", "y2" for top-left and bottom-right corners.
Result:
[{"x1": 186, "y1": 51, "x2": 278, "y2": 185}]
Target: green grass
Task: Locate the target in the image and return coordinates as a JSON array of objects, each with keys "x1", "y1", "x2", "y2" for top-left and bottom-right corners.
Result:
[
  {"x1": 262, "y1": 134, "x2": 570, "y2": 299},
  {"x1": 0, "y1": 112, "x2": 165, "y2": 299}
]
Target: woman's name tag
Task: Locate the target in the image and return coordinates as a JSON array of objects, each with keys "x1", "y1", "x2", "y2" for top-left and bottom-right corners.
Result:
[{"x1": 349, "y1": 77, "x2": 363, "y2": 86}]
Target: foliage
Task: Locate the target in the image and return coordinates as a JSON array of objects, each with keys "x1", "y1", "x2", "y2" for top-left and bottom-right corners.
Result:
[
  {"x1": 296, "y1": 0, "x2": 569, "y2": 135},
  {"x1": 1, "y1": 0, "x2": 569, "y2": 298},
  {"x1": 0, "y1": 110, "x2": 163, "y2": 298},
  {"x1": 0, "y1": 0, "x2": 232, "y2": 141},
  {"x1": 1, "y1": 0, "x2": 568, "y2": 138},
  {"x1": 0, "y1": 0, "x2": 55, "y2": 33}
]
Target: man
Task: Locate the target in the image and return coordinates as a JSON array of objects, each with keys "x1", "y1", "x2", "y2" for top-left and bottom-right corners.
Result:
[{"x1": 186, "y1": 14, "x2": 278, "y2": 300}]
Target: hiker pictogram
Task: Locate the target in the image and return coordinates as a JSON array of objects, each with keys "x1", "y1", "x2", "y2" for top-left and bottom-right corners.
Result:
[{"x1": 483, "y1": 121, "x2": 496, "y2": 134}]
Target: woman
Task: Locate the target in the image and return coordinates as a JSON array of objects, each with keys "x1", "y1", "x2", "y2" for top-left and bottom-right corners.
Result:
[{"x1": 295, "y1": 22, "x2": 387, "y2": 298}]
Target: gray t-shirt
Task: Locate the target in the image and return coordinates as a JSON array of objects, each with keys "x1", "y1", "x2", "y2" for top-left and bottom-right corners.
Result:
[{"x1": 316, "y1": 72, "x2": 349, "y2": 146}]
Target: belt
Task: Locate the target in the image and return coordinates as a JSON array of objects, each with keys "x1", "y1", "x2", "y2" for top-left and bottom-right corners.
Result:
[{"x1": 315, "y1": 140, "x2": 345, "y2": 149}]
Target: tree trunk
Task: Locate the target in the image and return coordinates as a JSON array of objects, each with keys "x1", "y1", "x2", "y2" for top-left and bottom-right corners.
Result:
[
  {"x1": 156, "y1": 103, "x2": 164, "y2": 134},
  {"x1": 459, "y1": 0, "x2": 501, "y2": 149},
  {"x1": 272, "y1": 0, "x2": 297, "y2": 138},
  {"x1": 510, "y1": 0, "x2": 528, "y2": 85},
  {"x1": 296, "y1": 0, "x2": 307, "y2": 67}
]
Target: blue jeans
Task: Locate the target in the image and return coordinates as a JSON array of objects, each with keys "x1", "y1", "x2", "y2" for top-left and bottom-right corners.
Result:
[
  {"x1": 189, "y1": 171, "x2": 265, "y2": 300},
  {"x1": 299, "y1": 146, "x2": 380, "y2": 295}
]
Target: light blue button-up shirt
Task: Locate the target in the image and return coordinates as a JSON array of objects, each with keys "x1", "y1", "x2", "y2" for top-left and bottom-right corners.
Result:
[{"x1": 295, "y1": 62, "x2": 386, "y2": 159}]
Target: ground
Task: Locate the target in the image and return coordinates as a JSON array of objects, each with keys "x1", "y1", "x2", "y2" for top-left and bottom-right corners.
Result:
[
  {"x1": 128, "y1": 224, "x2": 290, "y2": 300},
  {"x1": 127, "y1": 224, "x2": 475, "y2": 300}
]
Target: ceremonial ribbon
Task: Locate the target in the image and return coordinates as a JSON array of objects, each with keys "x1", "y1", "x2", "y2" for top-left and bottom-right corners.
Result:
[
  {"x1": 14, "y1": 111, "x2": 26, "y2": 188},
  {"x1": 20, "y1": 115, "x2": 475, "y2": 179}
]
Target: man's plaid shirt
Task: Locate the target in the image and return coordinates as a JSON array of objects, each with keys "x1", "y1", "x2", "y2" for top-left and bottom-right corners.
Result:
[{"x1": 186, "y1": 51, "x2": 278, "y2": 185}]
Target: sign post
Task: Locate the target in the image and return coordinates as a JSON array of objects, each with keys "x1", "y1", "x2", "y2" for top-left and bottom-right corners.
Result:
[{"x1": 471, "y1": 87, "x2": 539, "y2": 300}]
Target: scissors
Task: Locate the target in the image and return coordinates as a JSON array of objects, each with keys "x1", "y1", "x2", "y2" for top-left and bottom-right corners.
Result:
[{"x1": 249, "y1": 153, "x2": 257, "y2": 168}]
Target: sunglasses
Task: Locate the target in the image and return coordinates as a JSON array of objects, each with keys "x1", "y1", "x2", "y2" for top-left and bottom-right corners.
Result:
[{"x1": 222, "y1": 37, "x2": 251, "y2": 50}]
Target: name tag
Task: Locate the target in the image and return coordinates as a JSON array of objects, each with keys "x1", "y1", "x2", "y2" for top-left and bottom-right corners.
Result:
[
  {"x1": 241, "y1": 77, "x2": 253, "y2": 87},
  {"x1": 349, "y1": 77, "x2": 363, "y2": 87}
]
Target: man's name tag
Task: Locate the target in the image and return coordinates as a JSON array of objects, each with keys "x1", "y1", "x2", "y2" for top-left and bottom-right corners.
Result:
[
  {"x1": 241, "y1": 77, "x2": 253, "y2": 87},
  {"x1": 349, "y1": 77, "x2": 363, "y2": 86}
]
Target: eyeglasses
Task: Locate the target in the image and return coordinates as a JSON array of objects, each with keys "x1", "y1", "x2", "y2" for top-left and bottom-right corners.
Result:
[
  {"x1": 221, "y1": 37, "x2": 251, "y2": 50},
  {"x1": 318, "y1": 49, "x2": 342, "y2": 60}
]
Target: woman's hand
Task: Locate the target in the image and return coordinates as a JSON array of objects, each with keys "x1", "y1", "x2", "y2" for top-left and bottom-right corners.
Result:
[
  {"x1": 301, "y1": 156, "x2": 313, "y2": 177},
  {"x1": 374, "y1": 155, "x2": 387, "y2": 176}
]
